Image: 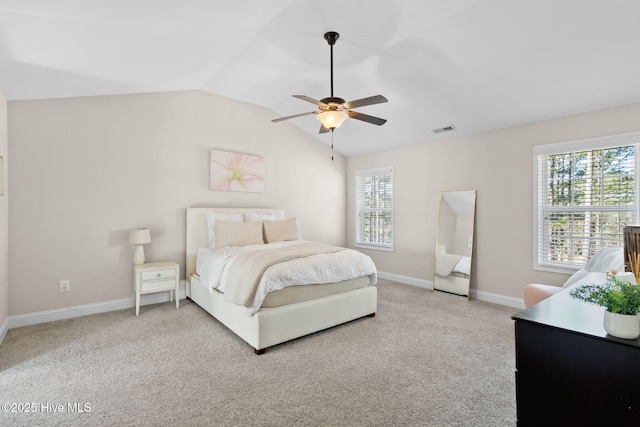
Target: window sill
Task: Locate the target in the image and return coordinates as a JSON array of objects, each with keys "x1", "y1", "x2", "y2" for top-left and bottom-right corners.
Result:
[
  {"x1": 534, "y1": 263, "x2": 582, "y2": 276},
  {"x1": 355, "y1": 243, "x2": 394, "y2": 252}
]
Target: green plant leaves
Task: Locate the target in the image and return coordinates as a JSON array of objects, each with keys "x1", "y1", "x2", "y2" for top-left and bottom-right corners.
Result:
[{"x1": 569, "y1": 277, "x2": 640, "y2": 315}]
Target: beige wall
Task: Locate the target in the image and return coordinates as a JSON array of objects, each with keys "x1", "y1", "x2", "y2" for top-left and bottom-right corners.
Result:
[
  {"x1": 0, "y1": 89, "x2": 7, "y2": 332},
  {"x1": 453, "y1": 215, "x2": 473, "y2": 257},
  {"x1": 347, "y1": 102, "x2": 640, "y2": 300},
  {"x1": 7, "y1": 88, "x2": 640, "y2": 317},
  {"x1": 8, "y1": 90, "x2": 346, "y2": 316}
]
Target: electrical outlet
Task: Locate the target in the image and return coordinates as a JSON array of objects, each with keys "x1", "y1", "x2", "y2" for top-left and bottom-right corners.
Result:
[{"x1": 60, "y1": 280, "x2": 70, "y2": 292}]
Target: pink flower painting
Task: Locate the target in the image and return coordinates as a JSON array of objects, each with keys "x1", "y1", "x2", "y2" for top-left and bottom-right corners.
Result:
[{"x1": 209, "y1": 150, "x2": 265, "y2": 192}]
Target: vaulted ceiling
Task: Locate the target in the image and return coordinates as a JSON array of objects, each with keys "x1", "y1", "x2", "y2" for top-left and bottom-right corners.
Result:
[{"x1": 1, "y1": 0, "x2": 639, "y2": 157}]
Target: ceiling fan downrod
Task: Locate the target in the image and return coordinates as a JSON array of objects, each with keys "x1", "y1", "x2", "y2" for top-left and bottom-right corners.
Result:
[
  {"x1": 324, "y1": 31, "x2": 339, "y2": 101},
  {"x1": 320, "y1": 31, "x2": 345, "y2": 109}
]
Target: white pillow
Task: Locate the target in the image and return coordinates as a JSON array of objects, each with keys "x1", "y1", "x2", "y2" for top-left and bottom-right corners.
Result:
[
  {"x1": 206, "y1": 212, "x2": 244, "y2": 249},
  {"x1": 215, "y1": 221, "x2": 264, "y2": 248},
  {"x1": 263, "y1": 217, "x2": 302, "y2": 243},
  {"x1": 243, "y1": 212, "x2": 275, "y2": 222}
]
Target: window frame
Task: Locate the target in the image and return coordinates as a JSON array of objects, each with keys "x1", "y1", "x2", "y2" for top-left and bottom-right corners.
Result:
[
  {"x1": 354, "y1": 167, "x2": 394, "y2": 252},
  {"x1": 533, "y1": 132, "x2": 640, "y2": 274}
]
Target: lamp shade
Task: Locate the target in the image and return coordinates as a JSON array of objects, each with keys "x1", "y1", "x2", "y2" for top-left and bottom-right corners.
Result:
[
  {"x1": 128, "y1": 228, "x2": 151, "y2": 245},
  {"x1": 316, "y1": 110, "x2": 348, "y2": 130}
]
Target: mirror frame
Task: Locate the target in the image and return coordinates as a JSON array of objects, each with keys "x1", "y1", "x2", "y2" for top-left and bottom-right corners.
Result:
[{"x1": 433, "y1": 189, "x2": 477, "y2": 299}]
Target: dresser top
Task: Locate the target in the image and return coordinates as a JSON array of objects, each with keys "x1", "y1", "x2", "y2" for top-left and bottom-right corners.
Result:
[{"x1": 513, "y1": 272, "x2": 640, "y2": 348}]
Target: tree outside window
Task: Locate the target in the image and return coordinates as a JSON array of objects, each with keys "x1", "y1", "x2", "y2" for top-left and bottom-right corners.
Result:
[{"x1": 537, "y1": 142, "x2": 637, "y2": 270}]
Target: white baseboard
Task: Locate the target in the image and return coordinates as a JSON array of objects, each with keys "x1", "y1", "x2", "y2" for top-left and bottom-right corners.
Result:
[
  {"x1": 378, "y1": 271, "x2": 525, "y2": 309},
  {"x1": 470, "y1": 289, "x2": 525, "y2": 309},
  {"x1": 0, "y1": 317, "x2": 8, "y2": 346},
  {"x1": 7, "y1": 284, "x2": 188, "y2": 330},
  {"x1": 378, "y1": 271, "x2": 433, "y2": 289},
  {"x1": 3, "y1": 275, "x2": 526, "y2": 336}
]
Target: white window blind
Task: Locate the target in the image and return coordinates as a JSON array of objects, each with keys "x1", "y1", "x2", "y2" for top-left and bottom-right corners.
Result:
[
  {"x1": 534, "y1": 133, "x2": 639, "y2": 271},
  {"x1": 355, "y1": 167, "x2": 393, "y2": 250}
]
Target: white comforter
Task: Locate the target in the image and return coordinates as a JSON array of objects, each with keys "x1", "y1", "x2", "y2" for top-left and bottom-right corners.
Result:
[
  {"x1": 196, "y1": 240, "x2": 377, "y2": 315},
  {"x1": 435, "y1": 253, "x2": 471, "y2": 277}
]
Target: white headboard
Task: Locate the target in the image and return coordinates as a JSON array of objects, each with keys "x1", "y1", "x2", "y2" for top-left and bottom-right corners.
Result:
[{"x1": 185, "y1": 207, "x2": 285, "y2": 279}]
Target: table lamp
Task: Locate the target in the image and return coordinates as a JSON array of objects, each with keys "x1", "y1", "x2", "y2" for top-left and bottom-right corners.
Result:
[{"x1": 128, "y1": 228, "x2": 151, "y2": 265}]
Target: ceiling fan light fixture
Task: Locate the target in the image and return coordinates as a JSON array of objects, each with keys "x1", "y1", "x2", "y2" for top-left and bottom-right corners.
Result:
[
  {"x1": 316, "y1": 110, "x2": 348, "y2": 130},
  {"x1": 271, "y1": 31, "x2": 387, "y2": 133}
]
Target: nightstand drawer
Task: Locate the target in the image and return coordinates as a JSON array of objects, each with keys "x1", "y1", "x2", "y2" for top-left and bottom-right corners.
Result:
[
  {"x1": 141, "y1": 269, "x2": 176, "y2": 281},
  {"x1": 141, "y1": 279, "x2": 176, "y2": 293},
  {"x1": 133, "y1": 261, "x2": 180, "y2": 316}
]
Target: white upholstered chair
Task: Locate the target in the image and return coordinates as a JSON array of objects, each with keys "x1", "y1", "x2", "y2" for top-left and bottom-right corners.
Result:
[{"x1": 524, "y1": 246, "x2": 625, "y2": 308}]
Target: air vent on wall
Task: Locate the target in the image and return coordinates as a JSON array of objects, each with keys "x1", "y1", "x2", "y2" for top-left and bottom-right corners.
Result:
[{"x1": 432, "y1": 125, "x2": 456, "y2": 134}]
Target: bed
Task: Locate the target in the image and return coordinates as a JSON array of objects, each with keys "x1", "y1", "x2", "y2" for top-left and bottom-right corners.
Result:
[
  {"x1": 434, "y1": 244, "x2": 471, "y2": 297},
  {"x1": 185, "y1": 207, "x2": 378, "y2": 354}
]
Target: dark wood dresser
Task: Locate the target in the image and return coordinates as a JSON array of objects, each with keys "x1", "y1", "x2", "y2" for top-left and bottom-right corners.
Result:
[{"x1": 512, "y1": 273, "x2": 640, "y2": 426}]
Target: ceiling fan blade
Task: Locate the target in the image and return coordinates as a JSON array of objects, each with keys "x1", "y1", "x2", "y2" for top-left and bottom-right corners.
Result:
[
  {"x1": 319, "y1": 124, "x2": 330, "y2": 134},
  {"x1": 271, "y1": 111, "x2": 317, "y2": 123},
  {"x1": 292, "y1": 95, "x2": 327, "y2": 107},
  {"x1": 343, "y1": 95, "x2": 388, "y2": 110},
  {"x1": 347, "y1": 110, "x2": 387, "y2": 126}
]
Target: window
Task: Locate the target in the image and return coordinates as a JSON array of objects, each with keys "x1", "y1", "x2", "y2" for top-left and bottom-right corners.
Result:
[
  {"x1": 355, "y1": 167, "x2": 393, "y2": 251},
  {"x1": 534, "y1": 132, "x2": 639, "y2": 272}
]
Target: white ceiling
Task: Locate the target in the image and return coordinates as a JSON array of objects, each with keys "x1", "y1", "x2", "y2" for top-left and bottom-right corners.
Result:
[
  {"x1": 1, "y1": 0, "x2": 639, "y2": 157},
  {"x1": 442, "y1": 190, "x2": 475, "y2": 217}
]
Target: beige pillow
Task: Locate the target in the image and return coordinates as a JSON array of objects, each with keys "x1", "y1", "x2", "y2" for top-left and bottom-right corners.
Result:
[
  {"x1": 215, "y1": 220, "x2": 264, "y2": 248},
  {"x1": 263, "y1": 218, "x2": 302, "y2": 243},
  {"x1": 206, "y1": 212, "x2": 244, "y2": 249}
]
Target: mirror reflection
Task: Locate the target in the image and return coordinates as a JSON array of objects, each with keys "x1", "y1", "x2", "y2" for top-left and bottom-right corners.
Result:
[{"x1": 434, "y1": 190, "x2": 476, "y2": 299}]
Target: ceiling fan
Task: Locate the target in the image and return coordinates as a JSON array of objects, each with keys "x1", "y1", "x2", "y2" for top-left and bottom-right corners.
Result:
[{"x1": 272, "y1": 31, "x2": 388, "y2": 133}]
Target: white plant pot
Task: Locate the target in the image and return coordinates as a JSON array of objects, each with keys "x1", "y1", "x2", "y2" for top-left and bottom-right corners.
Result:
[{"x1": 603, "y1": 310, "x2": 640, "y2": 340}]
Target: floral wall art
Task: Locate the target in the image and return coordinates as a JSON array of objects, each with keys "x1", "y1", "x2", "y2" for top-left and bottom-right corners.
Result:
[{"x1": 209, "y1": 149, "x2": 265, "y2": 193}]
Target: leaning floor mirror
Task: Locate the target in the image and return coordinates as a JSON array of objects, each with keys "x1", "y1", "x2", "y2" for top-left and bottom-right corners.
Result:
[{"x1": 434, "y1": 190, "x2": 476, "y2": 299}]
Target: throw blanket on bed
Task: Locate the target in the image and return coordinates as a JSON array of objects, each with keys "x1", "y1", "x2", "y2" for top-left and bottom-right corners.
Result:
[
  {"x1": 223, "y1": 242, "x2": 345, "y2": 306},
  {"x1": 436, "y1": 253, "x2": 463, "y2": 278}
]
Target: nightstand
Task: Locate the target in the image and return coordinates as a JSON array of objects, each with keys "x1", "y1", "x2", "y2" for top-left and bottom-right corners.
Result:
[{"x1": 133, "y1": 261, "x2": 180, "y2": 316}]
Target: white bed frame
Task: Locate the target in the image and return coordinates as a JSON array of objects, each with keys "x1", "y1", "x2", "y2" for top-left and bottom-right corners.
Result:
[
  {"x1": 434, "y1": 274, "x2": 470, "y2": 298},
  {"x1": 185, "y1": 207, "x2": 377, "y2": 354}
]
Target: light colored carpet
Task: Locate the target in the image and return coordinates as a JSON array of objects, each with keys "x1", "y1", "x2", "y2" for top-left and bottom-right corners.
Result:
[{"x1": 0, "y1": 280, "x2": 517, "y2": 426}]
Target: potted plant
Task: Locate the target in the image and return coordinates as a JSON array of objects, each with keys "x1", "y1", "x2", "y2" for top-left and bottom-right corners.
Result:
[{"x1": 569, "y1": 277, "x2": 640, "y2": 339}]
